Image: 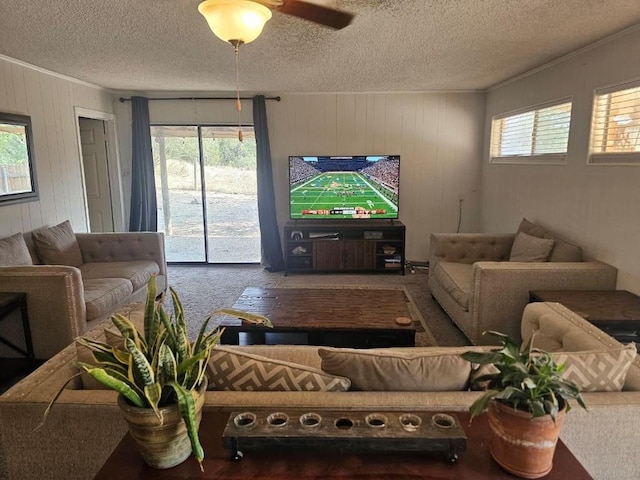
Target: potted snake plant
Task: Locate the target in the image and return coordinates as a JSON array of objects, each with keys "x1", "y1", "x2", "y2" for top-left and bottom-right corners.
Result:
[
  {"x1": 461, "y1": 331, "x2": 586, "y2": 479},
  {"x1": 44, "y1": 275, "x2": 271, "y2": 471}
]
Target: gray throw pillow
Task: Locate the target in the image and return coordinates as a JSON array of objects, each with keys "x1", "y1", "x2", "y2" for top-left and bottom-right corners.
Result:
[
  {"x1": 509, "y1": 232, "x2": 555, "y2": 262},
  {"x1": 0, "y1": 233, "x2": 33, "y2": 266},
  {"x1": 32, "y1": 220, "x2": 83, "y2": 266}
]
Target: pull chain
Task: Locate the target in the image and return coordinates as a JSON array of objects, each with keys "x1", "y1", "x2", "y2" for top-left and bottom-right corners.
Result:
[{"x1": 233, "y1": 42, "x2": 243, "y2": 142}]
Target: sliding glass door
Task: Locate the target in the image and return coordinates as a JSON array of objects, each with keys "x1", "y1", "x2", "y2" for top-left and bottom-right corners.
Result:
[{"x1": 151, "y1": 125, "x2": 260, "y2": 263}]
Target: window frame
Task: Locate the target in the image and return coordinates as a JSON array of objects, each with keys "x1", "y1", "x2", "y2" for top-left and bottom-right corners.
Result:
[
  {"x1": 489, "y1": 97, "x2": 573, "y2": 165},
  {"x1": 588, "y1": 79, "x2": 640, "y2": 166}
]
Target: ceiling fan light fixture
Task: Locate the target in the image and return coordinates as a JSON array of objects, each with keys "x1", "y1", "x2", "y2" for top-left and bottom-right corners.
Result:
[{"x1": 198, "y1": 0, "x2": 272, "y2": 45}]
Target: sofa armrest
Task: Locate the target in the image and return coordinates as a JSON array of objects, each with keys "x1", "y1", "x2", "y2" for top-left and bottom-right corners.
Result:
[
  {"x1": 0, "y1": 265, "x2": 86, "y2": 359},
  {"x1": 468, "y1": 261, "x2": 618, "y2": 344},
  {"x1": 429, "y1": 233, "x2": 514, "y2": 271},
  {"x1": 76, "y1": 232, "x2": 167, "y2": 277}
]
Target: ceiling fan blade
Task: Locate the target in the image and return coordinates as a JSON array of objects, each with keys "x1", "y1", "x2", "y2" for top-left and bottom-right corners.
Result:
[{"x1": 278, "y1": 0, "x2": 353, "y2": 29}]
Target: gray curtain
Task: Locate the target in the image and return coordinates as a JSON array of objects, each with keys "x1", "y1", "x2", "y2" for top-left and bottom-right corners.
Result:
[
  {"x1": 253, "y1": 95, "x2": 285, "y2": 272},
  {"x1": 129, "y1": 96, "x2": 157, "y2": 232}
]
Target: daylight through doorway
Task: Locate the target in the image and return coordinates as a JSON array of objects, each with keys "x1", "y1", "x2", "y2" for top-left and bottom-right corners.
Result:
[{"x1": 151, "y1": 125, "x2": 260, "y2": 263}]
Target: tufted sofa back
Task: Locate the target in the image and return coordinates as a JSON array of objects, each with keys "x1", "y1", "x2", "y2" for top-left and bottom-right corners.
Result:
[{"x1": 428, "y1": 233, "x2": 514, "y2": 271}]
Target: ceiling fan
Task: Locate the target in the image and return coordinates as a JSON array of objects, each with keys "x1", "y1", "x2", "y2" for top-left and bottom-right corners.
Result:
[{"x1": 258, "y1": 0, "x2": 354, "y2": 29}]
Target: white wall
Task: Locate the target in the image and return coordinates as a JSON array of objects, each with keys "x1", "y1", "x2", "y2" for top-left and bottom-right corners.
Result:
[
  {"x1": 0, "y1": 56, "x2": 115, "y2": 237},
  {"x1": 116, "y1": 92, "x2": 485, "y2": 263},
  {"x1": 482, "y1": 27, "x2": 640, "y2": 292}
]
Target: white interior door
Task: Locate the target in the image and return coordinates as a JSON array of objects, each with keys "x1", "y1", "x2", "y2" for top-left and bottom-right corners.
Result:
[{"x1": 80, "y1": 117, "x2": 114, "y2": 232}]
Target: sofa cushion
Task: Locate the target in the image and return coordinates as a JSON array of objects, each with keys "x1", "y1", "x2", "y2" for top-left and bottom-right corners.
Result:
[
  {"x1": 0, "y1": 233, "x2": 33, "y2": 266},
  {"x1": 319, "y1": 347, "x2": 472, "y2": 391},
  {"x1": 509, "y1": 232, "x2": 555, "y2": 262},
  {"x1": 83, "y1": 278, "x2": 134, "y2": 320},
  {"x1": 431, "y1": 262, "x2": 472, "y2": 310},
  {"x1": 517, "y1": 218, "x2": 583, "y2": 262},
  {"x1": 80, "y1": 261, "x2": 160, "y2": 291},
  {"x1": 32, "y1": 220, "x2": 83, "y2": 266},
  {"x1": 207, "y1": 346, "x2": 351, "y2": 392}
]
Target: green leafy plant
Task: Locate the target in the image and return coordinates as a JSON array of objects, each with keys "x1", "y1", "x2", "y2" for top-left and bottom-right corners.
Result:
[
  {"x1": 44, "y1": 276, "x2": 271, "y2": 470},
  {"x1": 461, "y1": 331, "x2": 586, "y2": 421}
]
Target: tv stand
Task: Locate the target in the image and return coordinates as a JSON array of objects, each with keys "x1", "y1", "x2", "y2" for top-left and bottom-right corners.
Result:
[{"x1": 284, "y1": 221, "x2": 405, "y2": 276}]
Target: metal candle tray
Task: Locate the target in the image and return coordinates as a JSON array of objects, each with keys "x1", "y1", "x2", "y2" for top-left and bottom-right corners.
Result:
[{"x1": 222, "y1": 410, "x2": 466, "y2": 463}]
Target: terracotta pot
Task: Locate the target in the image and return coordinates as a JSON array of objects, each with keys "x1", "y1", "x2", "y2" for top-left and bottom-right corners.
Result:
[
  {"x1": 487, "y1": 400, "x2": 566, "y2": 479},
  {"x1": 117, "y1": 378, "x2": 207, "y2": 469}
]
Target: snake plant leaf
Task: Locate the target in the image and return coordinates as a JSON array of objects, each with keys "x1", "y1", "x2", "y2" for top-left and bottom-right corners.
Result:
[
  {"x1": 92, "y1": 350, "x2": 127, "y2": 372},
  {"x1": 111, "y1": 313, "x2": 142, "y2": 349},
  {"x1": 169, "y1": 381, "x2": 204, "y2": 471},
  {"x1": 170, "y1": 286, "x2": 187, "y2": 333},
  {"x1": 144, "y1": 275, "x2": 160, "y2": 347},
  {"x1": 79, "y1": 364, "x2": 146, "y2": 407},
  {"x1": 76, "y1": 337, "x2": 115, "y2": 355},
  {"x1": 144, "y1": 382, "x2": 163, "y2": 421},
  {"x1": 126, "y1": 338, "x2": 155, "y2": 387},
  {"x1": 158, "y1": 343, "x2": 178, "y2": 385},
  {"x1": 215, "y1": 308, "x2": 272, "y2": 327}
]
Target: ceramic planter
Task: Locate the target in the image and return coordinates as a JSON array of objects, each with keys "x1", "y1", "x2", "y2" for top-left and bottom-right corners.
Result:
[
  {"x1": 117, "y1": 378, "x2": 207, "y2": 469},
  {"x1": 487, "y1": 400, "x2": 566, "y2": 479}
]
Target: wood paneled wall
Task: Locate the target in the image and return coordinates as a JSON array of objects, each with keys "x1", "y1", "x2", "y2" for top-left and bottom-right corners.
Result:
[
  {"x1": 0, "y1": 56, "x2": 114, "y2": 237},
  {"x1": 482, "y1": 27, "x2": 640, "y2": 292}
]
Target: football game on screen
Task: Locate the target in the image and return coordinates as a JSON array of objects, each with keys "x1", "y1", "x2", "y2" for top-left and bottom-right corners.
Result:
[{"x1": 289, "y1": 156, "x2": 400, "y2": 220}]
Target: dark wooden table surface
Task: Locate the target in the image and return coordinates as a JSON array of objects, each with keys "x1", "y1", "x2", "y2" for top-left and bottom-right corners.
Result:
[
  {"x1": 219, "y1": 287, "x2": 416, "y2": 347},
  {"x1": 530, "y1": 290, "x2": 640, "y2": 342},
  {"x1": 94, "y1": 410, "x2": 593, "y2": 480}
]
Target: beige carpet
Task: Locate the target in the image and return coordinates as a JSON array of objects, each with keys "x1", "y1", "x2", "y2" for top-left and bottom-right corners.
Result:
[{"x1": 165, "y1": 264, "x2": 469, "y2": 347}]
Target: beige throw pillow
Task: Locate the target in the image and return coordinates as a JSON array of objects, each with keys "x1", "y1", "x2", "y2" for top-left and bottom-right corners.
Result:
[
  {"x1": 207, "y1": 346, "x2": 351, "y2": 392},
  {"x1": 0, "y1": 233, "x2": 33, "y2": 266},
  {"x1": 509, "y1": 232, "x2": 555, "y2": 262},
  {"x1": 517, "y1": 218, "x2": 583, "y2": 262},
  {"x1": 32, "y1": 220, "x2": 83, "y2": 266},
  {"x1": 319, "y1": 347, "x2": 472, "y2": 391}
]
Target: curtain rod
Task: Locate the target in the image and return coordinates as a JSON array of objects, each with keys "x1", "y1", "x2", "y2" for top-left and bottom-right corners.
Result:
[{"x1": 119, "y1": 96, "x2": 281, "y2": 103}]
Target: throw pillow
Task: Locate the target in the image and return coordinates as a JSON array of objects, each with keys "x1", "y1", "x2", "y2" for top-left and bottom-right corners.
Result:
[
  {"x1": 207, "y1": 346, "x2": 351, "y2": 392},
  {"x1": 469, "y1": 343, "x2": 637, "y2": 392},
  {"x1": 509, "y1": 232, "x2": 555, "y2": 262},
  {"x1": 318, "y1": 347, "x2": 472, "y2": 391},
  {"x1": 517, "y1": 218, "x2": 583, "y2": 262},
  {"x1": 0, "y1": 233, "x2": 33, "y2": 266},
  {"x1": 32, "y1": 220, "x2": 83, "y2": 266},
  {"x1": 552, "y1": 343, "x2": 637, "y2": 392}
]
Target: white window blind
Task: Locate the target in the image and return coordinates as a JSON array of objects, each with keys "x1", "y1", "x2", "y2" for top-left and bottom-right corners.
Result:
[
  {"x1": 590, "y1": 81, "x2": 640, "y2": 165},
  {"x1": 490, "y1": 100, "x2": 572, "y2": 164}
]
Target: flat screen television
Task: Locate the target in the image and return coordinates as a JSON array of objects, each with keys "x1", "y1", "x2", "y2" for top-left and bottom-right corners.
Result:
[{"x1": 288, "y1": 155, "x2": 400, "y2": 220}]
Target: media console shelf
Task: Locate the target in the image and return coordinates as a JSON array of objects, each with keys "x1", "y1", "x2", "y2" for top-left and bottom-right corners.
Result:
[{"x1": 284, "y1": 220, "x2": 405, "y2": 275}]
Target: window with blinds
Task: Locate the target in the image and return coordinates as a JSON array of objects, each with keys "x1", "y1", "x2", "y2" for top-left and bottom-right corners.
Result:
[
  {"x1": 490, "y1": 99, "x2": 572, "y2": 164},
  {"x1": 589, "y1": 81, "x2": 640, "y2": 165}
]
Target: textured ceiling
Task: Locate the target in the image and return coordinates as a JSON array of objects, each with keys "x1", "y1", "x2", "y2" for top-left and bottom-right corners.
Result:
[{"x1": 1, "y1": 1, "x2": 639, "y2": 94}]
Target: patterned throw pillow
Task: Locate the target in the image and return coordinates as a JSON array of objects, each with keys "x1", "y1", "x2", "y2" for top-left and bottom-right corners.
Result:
[
  {"x1": 552, "y1": 343, "x2": 637, "y2": 392},
  {"x1": 207, "y1": 346, "x2": 351, "y2": 392}
]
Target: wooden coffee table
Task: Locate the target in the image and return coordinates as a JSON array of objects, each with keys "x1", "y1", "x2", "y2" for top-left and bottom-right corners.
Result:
[
  {"x1": 219, "y1": 287, "x2": 417, "y2": 348},
  {"x1": 94, "y1": 410, "x2": 593, "y2": 479},
  {"x1": 530, "y1": 290, "x2": 640, "y2": 343}
]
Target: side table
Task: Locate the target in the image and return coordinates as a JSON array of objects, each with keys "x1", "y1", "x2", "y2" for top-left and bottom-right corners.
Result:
[
  {"x1": 0, "y1": 292, "x2": 34, "y2": 360},
  {"x1": 529, "y1": 290, "x2": 640, "y2": 344}
]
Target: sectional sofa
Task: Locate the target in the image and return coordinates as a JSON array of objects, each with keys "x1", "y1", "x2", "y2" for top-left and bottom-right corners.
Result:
[
  {"x1": 0, "y1": 301, "x2": 638, "y2": 480},
  {"x1": 0, "y1": 221, "x2": 167, "y2": 359}
]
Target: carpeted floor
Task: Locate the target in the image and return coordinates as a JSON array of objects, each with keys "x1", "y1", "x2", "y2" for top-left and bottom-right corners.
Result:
[{"x1": 165, "y1": 264, "x2": 469, "y2": 347}]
